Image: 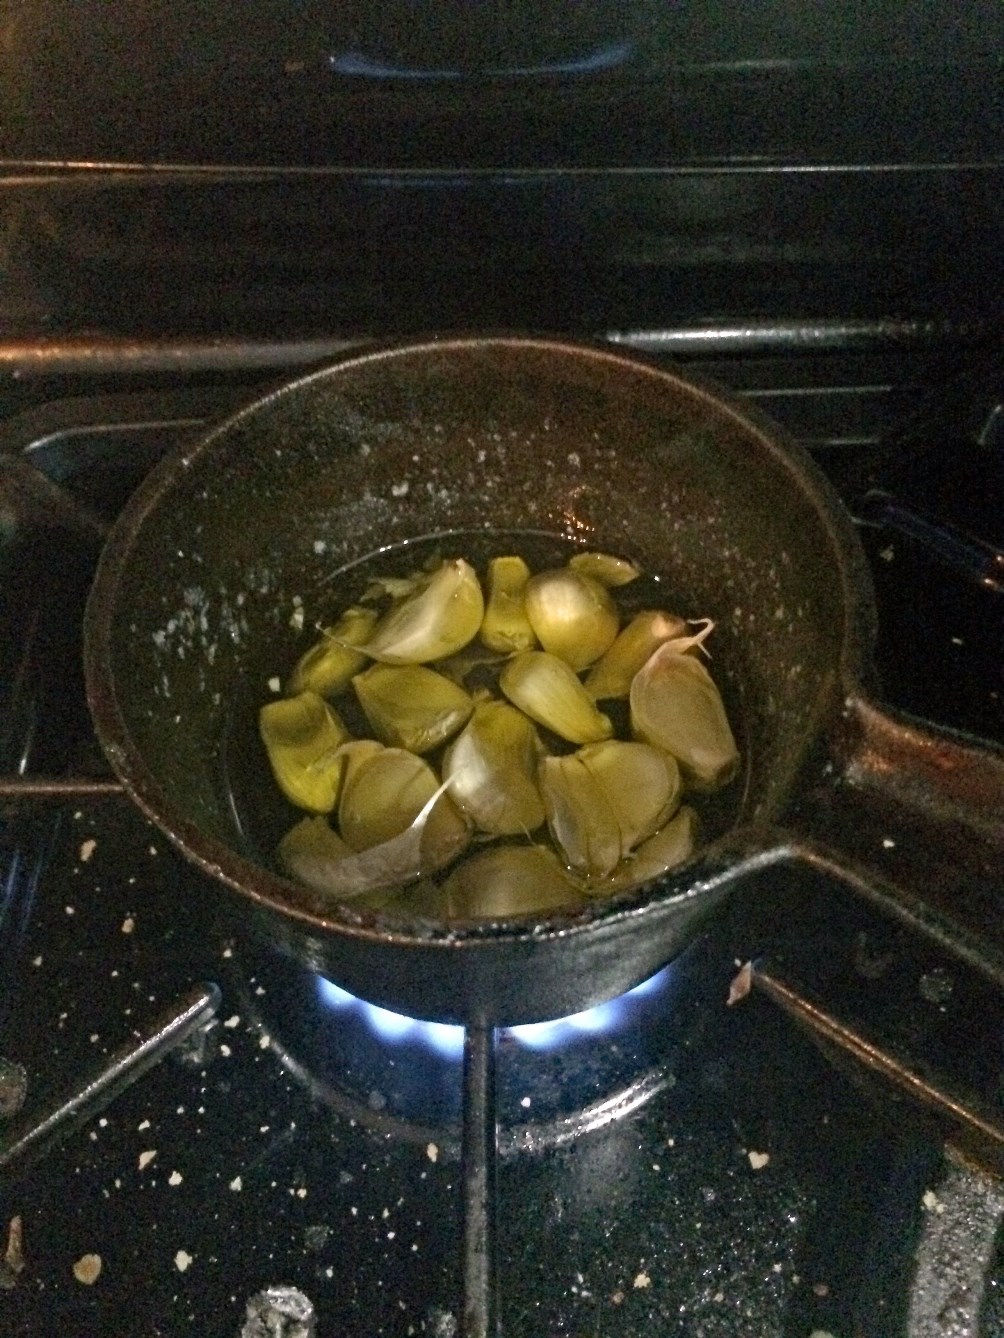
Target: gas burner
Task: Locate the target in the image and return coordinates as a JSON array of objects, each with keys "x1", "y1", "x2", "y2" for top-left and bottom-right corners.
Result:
[{"x1": 224, "y1": 940, "x2": 714, "y2": 1152}]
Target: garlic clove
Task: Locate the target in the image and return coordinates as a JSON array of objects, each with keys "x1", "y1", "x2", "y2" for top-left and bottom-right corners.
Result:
[
  {"x1": 567, "y1": 550, "x2": 641, "y2": 587},
  {"x1": 360, "y1": 558, "x2": 484, "y2": 664},
  {"x1": 439, "y1": 844, "x2": 584, "y2": 919},
  {"x1": 523, "y1": 568, "x2": 619, "y2": 671},
  {"x1": 259, "y1": 691, "x2": 350, "y2": 813},
  {"x1": 499, "y1": 651, "x2": 613, "y2": 744},
  {"x1": 442, "y1": 700, "x2": 546, "y2": 835},
  {"x1": 338, "y1": 747, "x2": 470, "y2": 873},
  {"x1": 285, "y1": 605, "x2": 379, "y2": 697},
  {"x1": 480, "y1": 555, "x2": 537, "y2": 653},
  {"x1": 584, "y1": 609, "x2": 687, "y2": 700},
  {"x1": 538, "y1": 754, "x2": 623, "y2": 877},
  {"x1": 577, "y1": 739, "x2": 682, "y2": 856},
  {"x1": 352, "y1": 663, "x2": 474, "y2": 754},
  {"x1": 630, "y1": 642, "x2": 739, "y2": 790},
  {"x1": 585, "y1": 805, "x2": 700, "y2": 894}
]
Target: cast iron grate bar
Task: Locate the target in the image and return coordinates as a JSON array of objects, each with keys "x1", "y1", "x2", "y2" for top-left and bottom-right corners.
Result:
[{"x1": 461, "y1": 1024, "x2": 499, "y2": 1338}]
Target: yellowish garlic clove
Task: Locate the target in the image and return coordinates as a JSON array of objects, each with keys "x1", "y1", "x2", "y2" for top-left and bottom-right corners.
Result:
[
  {"x1": 629, "y1": 642, "x2": 739, "y2": 790},
  {"x1": 352, "y1": 663, "x2": 474, "y2": 754},
  {"x1": 523, "y1": 568, "x2": 619, "y2": 671},
  {"x1": 567, "y1": 550, "x2": 642, "y2": 587},
  {"x1": 338, "y1": 747, "x2": 470, "y2": 873},
  {"x1": 360, "y1": 558, "x2": 485, "y2": 664},
  {"x1": 584, "y1": 609, "x2": 687, "y2": 700},
  {"x1": 499, "y1": 651, "x2": 613, "y2": 744},
  {"x1": 442, "y1": 700, "x2": 546, "y2": 835},
  {"x1": 439, "y1": 844, "x2": 584, "y2": 919},
  {"x1": 585, "y1": 805, "x2": 700, "y2": 894},
  {"x1": 480, "y1": 555, "x2": 537, "y2": 653},
  {"x1": 577, "y1": 739, "x2": 682, "y2": 855},
  {"x1": 331, "y1": 738, "x2": 386, "y2": 792},
  {"x1": 538, "y1": 754, "x2": 623, "y2": 877},
  {"x1": 259, "y1": 691, "x2": 350, "y2": 813},
  {"x1": 285, "y1": 606, "x2": 379, "y2": 697}
]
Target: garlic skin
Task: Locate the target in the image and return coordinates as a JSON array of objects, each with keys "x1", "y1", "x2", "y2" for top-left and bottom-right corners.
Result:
[
  {"x1": 499, "y1": 651, "x2": 613, "y2": 744},
  {"x1": 353, "y1": 663, "x2": 474, "y2": 754},
  {"x1": 584, "y1": 610, "x2": 687, "y2": 700},
  {"x1": 629, "y1": 642, "x2": 739, "y2": 790},
  {"x1": 538, "y1": 754, "x2": 623, "y2": 878},
  {"x1": 338, "y1": 747, "x2": 470, "y2": 873},
  {"x1": 523, "y1": 568, "x2": 620, "y2": 671},
  {"x1": 259, "y1": 691, "x2": 350, "y2": 813},
  {"x1": 480, "y1": 556, "x2": 537, "y2": 653},
  {"x1": 442, "y1": 700, "x2": 546, "y2": 835},
  {"x1": 361, "y1": 559, "x2": 485, "y2": 664},
  {"x1": 286, "y1": 606, "x2": 379, "y2": 697}
]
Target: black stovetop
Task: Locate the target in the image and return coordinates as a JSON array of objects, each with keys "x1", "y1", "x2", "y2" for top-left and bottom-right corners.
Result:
[{"x1": 1, "y1": 332, "x2": 1003, "y2": 1337}]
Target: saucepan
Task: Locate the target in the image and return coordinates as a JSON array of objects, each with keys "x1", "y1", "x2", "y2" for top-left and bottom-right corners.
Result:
[{"x1": 82, "y1": 337, "x2": 1004, "y2": 1025}]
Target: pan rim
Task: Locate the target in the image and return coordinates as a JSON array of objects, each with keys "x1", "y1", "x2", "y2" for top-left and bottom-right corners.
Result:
[{"x1": 83, "y1": 332, "x2": 879, "y2": 948}]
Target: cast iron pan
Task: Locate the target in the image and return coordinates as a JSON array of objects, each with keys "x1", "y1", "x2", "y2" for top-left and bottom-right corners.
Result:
[{"x1": 82, "y1": 337, "x2": 1004, "y2": 1025}]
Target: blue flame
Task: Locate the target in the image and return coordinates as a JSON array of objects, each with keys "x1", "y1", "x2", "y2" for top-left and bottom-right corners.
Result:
[{"x1": 316, "y1": 964, "x2": 674, "y2": 1059}]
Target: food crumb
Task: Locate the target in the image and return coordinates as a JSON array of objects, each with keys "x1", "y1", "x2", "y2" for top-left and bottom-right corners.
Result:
[
  {"x1": 79, "y1": 839, "x2": 97, "y2": 863},
  {"x1": 611, "y1": 1290, "x2": 624, "y2": 1305},
  {"x1": 267, "y1": 676, "x2": 282, "y2": 693},
  {"x1": 121, "y1": 917, "x2": 135, "y2": 934},
  {"x1": 633, "y1": 1272, "x2": 651, "y2": 1289},
  {"x1": 879, "y1": 545, "x2": 894, "y2": 562},
  {"x1": 882, "y1": 837, "x2": 896, "y2": 849},
  {"x1": 922, "y1": 1189, "x2": 946, "y2": 1214},
  {"x1": 168, "y1": 1171, "x2": 183, "y2": 1186},
  {"x1": 230, "y1": 1176, "x2": 243, "y2": 1191},
  {"x1": 748, "y1": 1150, "x2": 770, "y2": 1170},
  {"x1": 812, "y1": 1282, "x2": 830, "y2": 1297},
  {"x1": 223, "y1": 1015, "x2": 240, "y2": 1028},
  {"x1": 138, "y1": 1150, "x2": 157, "y2": 1170},
  {"x1": 713, "y1": 1291, "x2": 724, "y2": 1302},
  {"x1": 391, "y1": 482, "x2": 410, "y2": 497},
  {"x1": 73, "y1": 1253, "x2": 102, "y2": 1285},
  {"x1": 174, "y1": 1250, "x2": 193, "y2": 1273},
  {"x1": 426, "y1": 1143, "x2": 439, "y2": 1163}
]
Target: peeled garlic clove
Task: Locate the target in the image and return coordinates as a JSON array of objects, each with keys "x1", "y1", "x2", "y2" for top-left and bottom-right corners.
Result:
[
  {"x1": 259, "y1": 691, "x2": 350, "y2": 813},
  {"x1": 584, "y1": 610, "x2": 687, "y2": 700},
  {"x1": 577, "y1": 740, "x2": 682, "y2": 855},
  {"x1": 285, "y1": 606, "x2": 379, "y2": 697},
  {"x1": 586, "y1": 806, "x2": 699, "y2": 894},
  {"x1": 442, "y1": 700, "x2": 545, "y2": 835},
  {"x1": 538, "y1": 754, "x2": 622, "y2": 877},
  {"x1": 523, "y1": 568, "x2": 619, "y2": 671},
  {"x1": 278, "y1": 814, "x2": 354, "y2": 878},
  {"x1": 567, "y1": 550, "x2": 641, "y2": 587},
  {"x1": 332, "y1": 738, "x2": 385, "y2": 792},
  {"x1": 630, "y1": 643, "x2": 739, "y2": 790},
  {"x1": 439, "y1": 845, "x2": 583, "y2": 919},
  {"x1": 361, "y1": 559, "x2": 484, "y2": 664},
  {"x1": 499, "y1": 651, "x2": 613, "y2": 744},
  {"x1": 338, "y1": 747, "x2": 470, "y2": 873},
  {"x1": 352, "y1": 663, "x2": 474, "y2": 754},
  {"x1": 480, "y1": 555, "x2": 537, "y2": 653}
]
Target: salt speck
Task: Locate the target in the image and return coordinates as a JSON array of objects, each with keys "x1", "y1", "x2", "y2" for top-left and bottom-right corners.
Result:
[
  {"x1": 174, "y1": 1250, "x2": 193, "y2": 1272},
  {"x1": 391, "y1": 481, "x2": 410, "y2": 497},
  {"x1": 748, "y1": 1151, "x2": 770, "y2": 1170},
  {"x1": 289, "y1": 606, "x2": 305, "y2": 631},
  {"x1": 313, "y1": 540, "x2": 327, "y2": 555},
  {"x1": 230, "y1": 1176, "x2": 243, "y2": 1191},
  {"x1": 882, "y1": 837, "x2": 896, "y2": 849},
  {"x1": 922, "y1": 1189, "x2": 946, "y2": 1214},
  {"x1": 79, "y1": 839, "x2": 97, "y2": 862},
  {"x1": 138, "y1": 1150, "x2": 157, "y2": 1170},
  {"x1": 223, "y1": 1015, "x2": 240, "y2": 1028},
  {"x1": 138, "y1": 1119, "x2": 150, "y2": 1130},
  {"x1": 520, "y1": 1097, "x2": 531, "y2": 1109},
  {"x1": 121, "y1": 917, "x2": 135, "y2": 934},
  {"x1": 426, "y1": 1143, "x2": 439, "y2": 1163},
  {"x1": 267, "y1": 676, "x2": 282, "y2": 693},
  {"x1": 633, "y1": 1272, "x2": 651, "y2": 1289},
  {"x1": 259, "y1": 1034, "x2": 270, "y2": 1049}
]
